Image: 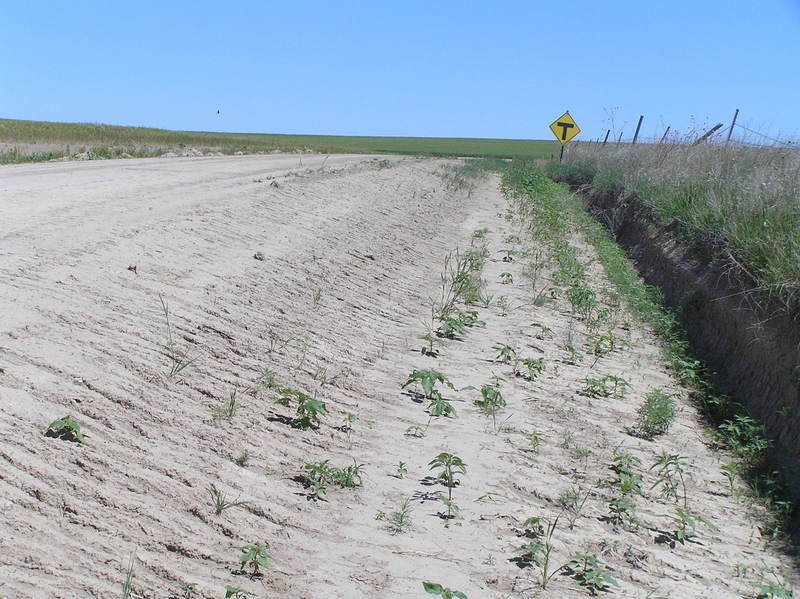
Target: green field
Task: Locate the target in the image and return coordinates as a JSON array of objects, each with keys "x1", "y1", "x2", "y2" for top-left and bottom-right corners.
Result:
[{"x1": 0, "y1": 118, "x2": 557, "y2": 163}]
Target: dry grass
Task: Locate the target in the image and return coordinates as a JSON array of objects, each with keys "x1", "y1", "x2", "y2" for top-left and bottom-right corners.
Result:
[{"x1": 548, "y1": 140, "x2": 800, "y2": 315}]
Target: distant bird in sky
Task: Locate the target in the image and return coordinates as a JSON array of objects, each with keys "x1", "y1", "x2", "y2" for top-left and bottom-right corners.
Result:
[{"x1": 216, "y1": 109, "x2": 220, "y2": 115}]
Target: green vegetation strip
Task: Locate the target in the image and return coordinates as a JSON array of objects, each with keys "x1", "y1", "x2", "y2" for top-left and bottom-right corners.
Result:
[
  {"x1": 0, "y1": 118, "x2": 557, "y2": 164},
  {"x1": 502, "y1": 159, "x2": 795, "y2": 540},
  {"x1": 546, "y1": 144, "x2": 800, "y2": 316}
]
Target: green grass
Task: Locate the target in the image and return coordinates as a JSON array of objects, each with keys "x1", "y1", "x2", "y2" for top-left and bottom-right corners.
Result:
[{"x1": 0, "y1": 118, "x2": 557, "y2": 164}]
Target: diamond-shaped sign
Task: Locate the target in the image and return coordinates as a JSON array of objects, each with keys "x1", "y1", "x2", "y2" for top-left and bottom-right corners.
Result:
[{"x1": 549, "y1": 112, "x2": 581, "y2": 144}]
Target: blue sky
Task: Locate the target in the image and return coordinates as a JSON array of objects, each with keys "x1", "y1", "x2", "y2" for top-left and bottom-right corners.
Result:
[{"x1": 2, "y1": 1, "x2": 799, "y2": 141}]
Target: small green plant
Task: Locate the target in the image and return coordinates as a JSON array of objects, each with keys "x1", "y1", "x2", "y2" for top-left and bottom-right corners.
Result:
[
  {"x1": 341, "y1": 412, "x2": 358, "y2": 444},
  {"x1": 402, "y1": 369, "x2": 456, "y2": 400},
  {"x1": 405, "y1": 425, "x2": 426, "y2": 438},
  {"x1": 177, "y1": 580, "x2": 197, "y2": 598},
  {"x1": 499, "y1": 248, "x2": 516, "y2": 262},
  {"x1": 213, "y1": 390, "x2": 239, "y2": 421},
  {"x1": 224, "y1": 586, "x2": 255, "y2": 599},
  {"x1": 303, "y1": 459, "x2": 364, "y2": 498},
  {"x1": 650, "y1": 453, "x2": 688, "y2": 506},
  {"x1": 720, "y1": 461, "x2": 742, "y2": 496},
  {"x1": 475, "y1": 384, "x2": 506, "y2": 430},
  {"x1": 566, "y1": 284, "x2": 597, "y2": 320},
  {"x1": 395, "y1": 461, "x2": 408, "y2": 478},
  {"x1": 422, "y1": 582, "x2": 467, "y2": 599},
  {"x1": 633, "y1": 388, "x2": 678, "y2": 439},
  {"x1": 530, "y1": 322, "x2": 554, "y2": 339},
  {"x1": 276, "y1": 387, "x2": 327, "y2": 429},
  {"x1": 239, "y1": 544, "x2": 271, "y2": 576},
  {"x1": 568, "y1": 553, "x2": 619, "y2": 594},
  {"x1": 376, "y1": 497, "x2": 414, "y2": 534},
  {"x1": 207, "y1": 484, "x2": 250, "y2": 515},
  {"x1": 514, "y1": 515, "x2": 569, "y2": 589},
  {"x1": 45, "y1": 415, "x2": 86, "y2": 443},
  {"x1": 233, "y1": 450, "x2": 250, "y2": 467},
  {"x1": 436, "y1": 315, "x2": 468, "y2": 339},
  {"x1": 607, "y1": 495, "x2": 640, "y2": 530},
  {"x1": 426, "y1": 394, "x2": 456, "y2": 428},
  {"x1": 499, "y1": 271, "x2": 514, "y2": 284},
  {"x1": 429, "y1": 453, "x2": 467, "y2": 522},
  {"x1": 519, "y1": 357, "x2": 546, "y2": 381},
  {"x1": 496, "y1": 295, "x2": 509, "y2": 316},
  {"x1": 526, "y1": 432, "x2": 544, "y2": 454},
  {"x1": 472, "y1": 227, "x2": 489, "y2": 239},
  {"x1": 670, "y1": 507, "x2": 716, "y2": 545},
  {"x1": 558, "y1": 486, "x2": 590, "y2": 529},
  {"x1": 159, "y1": 294, "x2": 198, "y2": 378},
  {"x1": 420, "y1": 333, "x2": 446, "y2": 357},
  {"x1": 564, "y1": 344, "x2": 583, "y2": 364},
  {"x1": 493, "y1": 343, "x2": 518, "y2": 364},
  {"x1": 121, "y1": 554, "x2": 135, "y2": 599}
]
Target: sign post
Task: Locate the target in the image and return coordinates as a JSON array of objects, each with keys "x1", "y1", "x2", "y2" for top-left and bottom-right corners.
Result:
[{"x1": 549, "y1": 111, "x2": 581, "y2": 161}]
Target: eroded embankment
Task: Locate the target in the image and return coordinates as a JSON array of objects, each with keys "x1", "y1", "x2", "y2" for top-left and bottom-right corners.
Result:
[{"x1": 577, "y1": 185, "x2": 800, "y2": 499}]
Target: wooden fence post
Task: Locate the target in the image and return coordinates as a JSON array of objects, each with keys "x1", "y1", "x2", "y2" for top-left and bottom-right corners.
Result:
[{"x1": 631, "y1": 115, "x2": 644, "y2": 144}]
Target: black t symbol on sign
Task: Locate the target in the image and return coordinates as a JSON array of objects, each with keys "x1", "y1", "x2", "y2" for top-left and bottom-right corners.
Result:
[{"x1": 556, "y1": 121, "x2": 574, "y2": 141}]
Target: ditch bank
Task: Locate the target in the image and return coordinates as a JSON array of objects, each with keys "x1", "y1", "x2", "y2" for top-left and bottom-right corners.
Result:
[{"x1": 573, "y1": 183, "x2": 800, "y2": 500}]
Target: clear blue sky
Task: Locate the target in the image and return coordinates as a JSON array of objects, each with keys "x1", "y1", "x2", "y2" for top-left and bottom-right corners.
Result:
[{"x1": 2, "y1": 1, "x2": 799, "y2": 142}]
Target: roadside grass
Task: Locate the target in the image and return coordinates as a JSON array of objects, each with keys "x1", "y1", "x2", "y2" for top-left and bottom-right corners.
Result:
[
  {"x1": 546, "y1": 141, "x2": 800, "y2": 317},
  {"x1": 0, "y1": 118, "x2": 557, "y2": 164},
  {"x1": 503, "y1": 159, "x2": 796, "y2": 541}
]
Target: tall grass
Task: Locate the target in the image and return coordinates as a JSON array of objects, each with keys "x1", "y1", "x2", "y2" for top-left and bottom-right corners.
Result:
[{"x1": 547, "y1": 141, "x2": 800, "y2": 315}]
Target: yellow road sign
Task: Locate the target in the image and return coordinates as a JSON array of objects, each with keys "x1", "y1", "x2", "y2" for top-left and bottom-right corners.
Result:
[{"x1": 549, "y1": 112, "x2": 581, "y2": 144}]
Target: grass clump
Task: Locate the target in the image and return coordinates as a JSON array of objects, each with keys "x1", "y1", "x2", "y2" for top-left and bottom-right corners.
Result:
[{"x1": 632, "y1": 389, "x2": 678, "y2": 439}]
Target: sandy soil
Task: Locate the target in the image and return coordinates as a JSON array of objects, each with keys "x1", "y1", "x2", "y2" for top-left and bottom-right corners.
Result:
[{"x1": 0, "y1": 155, "x2": 795, "y2": 598}]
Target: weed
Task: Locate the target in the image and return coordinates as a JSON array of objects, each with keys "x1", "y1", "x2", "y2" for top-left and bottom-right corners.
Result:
[
  {"x1": 568, "y1": 553, "x2": 619, "y2": 594},
  {"x1": 493, "y1": 343, "x2": 518, "y2": 364},
  {"x1": 504, "y1": 234, "x2": 521, "y2": 244},
  {"x1": 566, "y1": 284, "x2": 597, "y2": 320},
  {"x1": 239, "y1": 544, "x2": 271, "y2": 576},
  {"x1": 607, "y1": 495, "x2": 640, "y2": 530},
  {"x1": 526, "y1": 432, "x2": 544, "y2": 454},
  {"x1": 255, "y1": 367, "x2": 278, "y2": 392},
  {"x1": 405, "y1": 425, "x2": 426, "y2": 438},
  {"x1": 266, "y1": 329, "x2": 292, "y2": 354},
  {"x1": 376, "y1": 497, "x2": 414, "y2": 534},
  {"x1": 519, "y1": 357, "x2": 546, "y2": 381},
  {"x1": 276, "y1": 387, "x2": 327, "y2": 429},
  {"x1": 757, "y1": 581, "x2": 793, "y2": 598},
  {"x1": 159, "y1": 295, "x2": 198, "y2": 378},
  {"x1": 224, "y1": 586, "x2": 255, "y2": 599},
  {"x1": 395, "y1": 461, "x2": 408, "y2": 478},
  {"x1": 429, "y1": 453, "x2": 466, "y2": 522},
  {"x1": 45, "y1": 415, "x2": 86, "y2": 443},
  {"x1": 558, "y1": 486, "x2": 590, "y2": 529},
  {"x1": 213, "y1": 390, "x2": 239, "y2": 421},
  {"x1": 499, "y1": 272, "x2": 514, "y2": 284},
  {"x1": 420, "y1": 332, "x2": 446, "y2": 357},
  {"x1": 472, "y1": 227, "x2": 489, "y2": 239},
  {"x1": 177, "y1": 580, "x2": 197, "y2": 598},
  {"x1": 720, "y1": 461, "x2": 742, "y2": 496},
  {"x1": 121, "y1": 554, "x2": 135, "y2": 599},
  {"x1": 303, "y1": 459, "x2": 364, "y2": 498},
  {"x1": 422, "y1": 582, "x2": 467, "y2": 599},
  {"x1": 650, "y1": 453, "x2": 688, "y2": 507},
  {"x1": 402, "y1": 369, "x2": 464, "y2": 400},
  {"x1": 670, "y1": 507, "x2": 716, "y2": 545},
  {"x1": 499, "y1": 248, "x2": 517, "y2": 262},
  {"x1": 426, "y1": 394, "x2": 456, "y2": 428},
  {"x1": 514, "y1": 515, "x2": 569, "y2": 589},
  {"x1": 559, "y1": 432, "x2": 575, "y2": 450},
  {"x1": 564, "y1": 344, "x2": 583, "y2": 364},
  {"x1": 233, "y1": 450, "x2": 250, "y2": 467},
  {"x1": 207, "y1": 484, "x2": 250, "y2": 515},
  {"x1": 530, "y1": 322, "x2": 554, "y2": 339},
  {"x1": 633, "y1": 389, "x2": 678, "y2": 439},
  {"x1": 496, "y1": 295, "x2": 509, "y2": 316},
  {"x1": 475, "y1": 384, "x2": 506, "y2": 430}
]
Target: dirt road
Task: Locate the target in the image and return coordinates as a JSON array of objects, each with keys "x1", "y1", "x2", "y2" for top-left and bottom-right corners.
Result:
[{"x1": 0, "y1": 155, "x2": 794, "y2": 598}]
